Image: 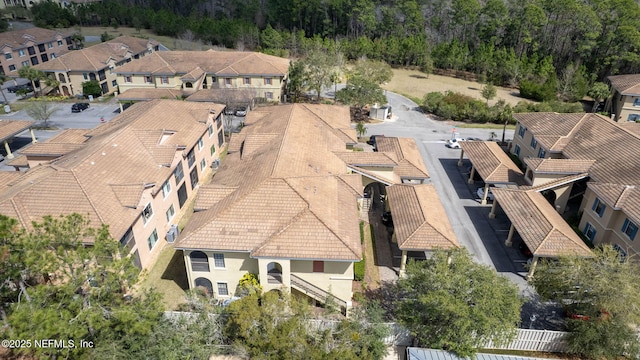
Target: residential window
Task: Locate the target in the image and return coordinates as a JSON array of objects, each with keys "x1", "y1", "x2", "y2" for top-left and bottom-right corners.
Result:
[
  {"x1": 145, "y1": 75, "x2": 152, "y2": 83},
  {"x1": 612, "y1": 244, "x2": 627, "y2": 261},
  {"x1": 174, "y1": 162, "x2": 184, "y2": 183},
  {"x1": 225, "y1": 78, "x2": 231, "y2": 85},
  {"x1": 18, "y1": 49, "x2": 25, "y2": 57},
  {"x1": 124, "y1": 76, "x2": 132, "y2": 83},
  {"x1": 514, "y1": 144, "x2": 521, "y2": 157},
  {"x1": 48, "y1": 42, "x2": 53, "y2": 49},
  {"x1": 217, "y1": 282, "x2": 229, "y2": 296},
  {"x1": 583, "y1": 223, "x2": 597, "y2": 242},
  {"x1": 530, "y1": 137, "x2": 537, "y2": 149},
  {"x1": 161, "y1": 180, "x2": 171, "y2": 198},
  {"x1": 628, "y1": 114, "x2": 640, "y2": 122},
  {"x1": 142, "y1": 203, "x2": 154, "y2": 224},
  {"x1": 634, "y1": 98, "x2": 640, "y2": 107},
  {"x1": 57, "y1": 40, "x2": 63, "y2": 46},
  {"x1": 4, "y1": 53, "x2": 11, "y2": 60},
  {"x1": 518, "y1": 125, "x2": 526, "y2": 138},
  {"x1": 537, "y1": 148, "x2": 546, "y2": 158},
  {"x1": 216, "y1": 115, "x2": 222, "y2": 129},
  {"x1": 30, "y1": 57, "x2": 38, "y2": 65},
  {"x1": 147, "y1": 229, "x2": 158, "y2": 250},
  {"x1": 38, "y1": 44, "x2": 45, "y2": 52},
  {"x1": 210, "y1": 144, "x2": 216, "y2": 156},
  {"x1": 265, "y1": 92, "x2": 273, "y2": 100},
  {"x1": 313, "y1": 261, "x2": 324, "y2": 272},
  {"x1": 166, "y1": 204, "x2": 175, "y2": 222},
  {"x1": 51, "y1": 54, "x2": 56, "y2": 59},
  {"x1": 40, "y1": 54, "x2": 48, "y2": 62},
  {"x1": 208, "y1": 124, "x2": 214, "y2": 137},
  {"x1": 190, "y1": 251, "x2": 210, "y2": 272},
  {"x1": 119, "y1": 227, "x2": 135, "y2": 250},
  {"x1": 21, "y1": 61, "x2": 29, "y2": 67},
  {"x1": 592, "y1": 198, "x2": 606, "y2": 217},
  {"x1": 187, "y1": 149, "x2": 196, "y2": 168},
  {"x1": 218, "y1": 130, "x2": 224, "y2": 148},
  {"x1": 200, "y1": 158, "x2": 206, "y2": 171},
  {"x1": 197, "y1": 137, "x2": 204, "y2": 151},
  {"x1": 243, "y1": 77, "x2": 251, "y2": 85},
  {"x1": 27, "y1": 46, "x2": 35, "y2": 55},
  {"x1": 211, "y1": 76, "x2": 216, "y2": 82},
  {"x1": 213, "y1": 253, "x2": 225, "y2": 268},
  {"x1": 622, "y1": 219, "x2": 638, "y2": 240},
  {"x1": 83, "y1": 73, "x2": 88, "y2": 80},
  {"x1": 8, "y1": 65, "x2": 15, "y2": 71},
  {"x1": 264, "y1": 78, "x2": 272, "y2": 85},
  {"x1": 161, "y1": 76, "x2": 168, "y2": 84},
  {"x1": 112, "y1": 80, "x2": 117, "y2": 87}
]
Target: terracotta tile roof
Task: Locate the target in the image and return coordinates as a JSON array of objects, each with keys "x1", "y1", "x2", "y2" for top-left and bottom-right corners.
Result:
[
  {"x1": 19, "y1": 142, "x2": 85, "y2": 156},
  {"x1": 376, "y1": 137, "x2": 430, "y2": 178},
  {"x1": 175, "y1": 104, "x2": 362, "y2": 261},
  {"x1": 460, "y1": 141, "x2": 524, "y2": 184},
  {"x1": 116, "y1": 88, "x2": 185, "y2": 101},
  {"x1": 524, "y1": 158, "x2": 595, "y2": 174},
  {"x1": 48, "y1": 129, "x2": 90, "y2": 143},
  {"x1": 181, "y1": 66, "x2": 205, "y2": 81},
  {"x1": 115, "y1": 50, "x2": 290, "y2": 77},
  {"x1": 520, "y1": 173, "x2": 589, "y2": 192},
  {"x1": 0, "y1": 100, "x2": 219, "y2": 240},
  {"x1": 34, "y1": 36, "x2": 157, "y2": 72},
  {"x1": 5, "y1": 155, "x2": 28, "y2": 167},
  {"x1": 608, "y1": 74, "x2": 640, "y2": 95},
  {"x1": 0, "y1": 120, "x2": 34, "y2": 142},
  {"x1": 619, "y1": 122, "x2": 640, "y2": 136},
  {"x1": 387, "y1": 184, "x2": 459, "y2": 251},
  {"x1": 491, "y1": 188, "x2": 592, "y2": 258},
  {"x1": 0, "y1": 28, "x2": 70, "y2": 50},
  {"x1": 334, "y1": 151, "x2": 398, "y2": 166},
  {"x1": 0, "y1": 171, "x2": 22, "y2": 191},
  {"x1": 588, "y1": 183, "x2": 640, "y2": 224},
  {"x1": 513, "y1": 113, "x2": 587, "y2": 152},
  {"x1": 347, "y1": 165, "x2": 400, "y2": 185}
]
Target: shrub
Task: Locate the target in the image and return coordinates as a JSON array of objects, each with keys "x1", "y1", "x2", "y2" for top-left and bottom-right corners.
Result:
[
  {"x1": 354, "y1": 257, "x2": 365, "y2": 281},
  {"x1": 519, "y1": 76, "x2": 557, "y2": 102}
]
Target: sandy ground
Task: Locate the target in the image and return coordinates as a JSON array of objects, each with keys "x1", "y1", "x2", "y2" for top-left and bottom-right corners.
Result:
[{"x1": 383, "y1": 68, "x2": 528, "y2": 106}]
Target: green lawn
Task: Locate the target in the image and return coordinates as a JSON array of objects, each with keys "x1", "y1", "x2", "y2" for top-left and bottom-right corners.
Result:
[{"x1": 139, "y1": 245, "x2": 189, "y2": 310}]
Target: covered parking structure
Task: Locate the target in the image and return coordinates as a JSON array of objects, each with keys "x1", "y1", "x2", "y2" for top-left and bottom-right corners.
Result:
[
  {"x1": 387, "y1": 184, "x2": 460, "y2": 275},
  {"x1": 0, "y1": 120, "x2": 36, "y2": 160},
  {"x1": 458, "y1": 141, "x2": 525, "y2": 204},
  {"x1": 488, "y1": 188, "x2": 592, "y2": 279},
  {"x1": 115, "y1": 88, "x2": 185, "y2": 112}
]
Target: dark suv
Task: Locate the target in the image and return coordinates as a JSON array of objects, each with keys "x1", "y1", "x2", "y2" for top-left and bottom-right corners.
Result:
[{"x1": 71, "y1": 103, "x2": 90, "y2": 113}]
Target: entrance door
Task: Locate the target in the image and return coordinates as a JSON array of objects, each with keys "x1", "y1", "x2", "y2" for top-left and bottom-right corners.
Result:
[{"x1": 190, "y1": 167, "x2": 199, "y2": 190}]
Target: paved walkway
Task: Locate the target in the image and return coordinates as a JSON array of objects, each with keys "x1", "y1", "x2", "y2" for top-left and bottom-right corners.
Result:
[{"x1": 367, "y1": 191, "x2": 400, "y2": 283}]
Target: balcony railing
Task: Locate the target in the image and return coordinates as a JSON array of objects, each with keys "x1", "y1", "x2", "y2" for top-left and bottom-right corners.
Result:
[{"x1": 290, "y1": 274, "x2": 347, "y2": 309}]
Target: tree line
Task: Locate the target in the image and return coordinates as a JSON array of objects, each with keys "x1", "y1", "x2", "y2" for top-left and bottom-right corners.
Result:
[{"x1": 29, "y1": 0, "x2": 640, "y2": 86}]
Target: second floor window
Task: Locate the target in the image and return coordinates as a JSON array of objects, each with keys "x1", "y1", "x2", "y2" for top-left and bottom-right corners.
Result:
[
  {"x1": 622, "y1": 219, "x2": 638, "y2": 240},
  {"x1": 161, "y1": 180, "x2": 171, "y2": 198},
  {"x1": 161, "y1": 76, "x2": 168, "y2": 84},
  {"x1": 537, "y1": 148, "x2": 546, "y2": 158},
  {"x1": 518, "y1": 125, "x2": 526, "y2": 138},
  {"x1": 125, "y1": 76, "x2": 132, "y2": 83},
  {"x1": 145, "y1": 76, "x2": 152, "y2": 83},
  {"x1": 18, "y1": 50, "x2": 25, "y2": 57},
  {"x1": 142, "y1": 203, "x2": 154, "y2": 224},
  {"x1": 634, "y1": 98, "x2": 640, "y2": 107},
  {"x1": 225, "y1": 78, "x2": 231, "y2": 85},
  {"x1": 4, "y1": 53, "x2": 11, "y2": 60},
  {"x1": 264, "y1": 78, "x2": 272, "y2": 85},
  {"x1": 530, "y1": 137, "x2": 537, "y2": 149},
  {"x1": 174, "y1": 163, "x2": 184, "y2": 184},
  {"x1": 213, "y1": 253, "x2": 225, "y2": 268},
  {"x1": 592, "y1": 198, "x2": 606, "y2": 217},
  {"x1": 187, "y1": 149, "x2": 196, "y2": 168},
  {"x1": 243, "y1": 77, "x2": 251, "y2": 85}
]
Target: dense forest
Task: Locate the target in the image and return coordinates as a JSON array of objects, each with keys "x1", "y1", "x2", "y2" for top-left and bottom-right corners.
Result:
[{"x1": 30, "y1": 0, "x2": 640, "y2": 89}]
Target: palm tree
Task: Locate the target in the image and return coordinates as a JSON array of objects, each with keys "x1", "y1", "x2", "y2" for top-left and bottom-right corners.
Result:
[
  {"x1": 18, "y1": 66, "x2": 45, "y2": 97},
  {"x1": 356, "y1": 121, "x2": 367, "y2": 140}
]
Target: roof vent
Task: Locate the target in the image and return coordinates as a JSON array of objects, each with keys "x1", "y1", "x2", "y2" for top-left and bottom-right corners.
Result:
[
  {"x1": 209, "y1": 109, "x2": 216, "y2": 114},
  {"x1": 112, "y1": 143, "x2": 118, "y2": 147},
  {"x1": 101, "y1": 152, "x2": 106, "y2": 156},
  {"x1": 90, "y1": 161, "x2": 95, "y2": 165}
]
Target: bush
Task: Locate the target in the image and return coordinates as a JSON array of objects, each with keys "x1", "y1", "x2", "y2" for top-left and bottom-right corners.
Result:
[
  {"x1": 513, "y1": 100, "x2": 583, "y2": 113},
  {"x1": 354, "y1": 257, "x2": 365, "y2": 281},
  {"x1": 421, "y1": 91, "x2": 514, "y2": 124},
  {"x1": 519, "y1": 76, "x2": 557, "y2": 102}
]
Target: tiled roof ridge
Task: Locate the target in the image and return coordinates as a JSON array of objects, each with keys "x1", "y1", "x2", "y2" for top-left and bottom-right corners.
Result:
[
  {"x1": 558, "y1": 113, "x2": 595, "y2": 147},
  {"x1": 300, "y1": 103, "x2": 352, "y2": 142},
  {"x1": 70, "y1": 169, "x2": 106, "y2": 223},
  {"x1": 9, "y1": 198, "x2": 29, "y2": 228},
  {"x1": 270, "y1": 106, "x2": 296, "y2": 177},
  {"x1": 528, "y1": 173, "x2": 589, "y2": 192},
  {"x1": 251, "y1": 207, "x2": 311, "y2": 255},
  {"x1": 80, "y1": 49, "x2": 100, "y2": 71},
  {"x1": 221, "y1": 52, "x2": 259, "y2": 73},
  {"x1": 335, "y1": 174, "x2": 364, "y2": 197},
  {"x1": 615, "y1": 185, "x2": 636, "y2": 208},
  {"x1": 398, "y1": 159, "x2": 429, "y2": 178}
]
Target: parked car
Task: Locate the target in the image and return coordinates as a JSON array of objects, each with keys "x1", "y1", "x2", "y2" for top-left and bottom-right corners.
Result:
[
  {"x1": 234, "y1": 106, "x2": 247, "y2": 117},
  {"x1": 71, "y1": 103, "x2": 90, "y2": 113},
  {"x1": 223, "y1": 106, "x2": 234, "y2": 115},
  {"x1": 381, "y1": 211, "x2": 393, "y2": 226},
  {"x1": 8, "y1": 84, "x2": 33, "y2": 93},
  {"x1": 367, "y1": 134, "x2": 384, "y2": 148},
  {"x1": 476, "y1": 187, "x2": 495, "y2": 201},
  {"x1": 446, "y1": 137, "x2": 466, "y2": 149}
]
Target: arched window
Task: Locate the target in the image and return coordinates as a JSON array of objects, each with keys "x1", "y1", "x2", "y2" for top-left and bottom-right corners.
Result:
[
  {"x1": 194, "y1": 277, "x2": 213, "y2": 295},
  {"x1": 190, "y1": 251, "x2": 210, "y2": 272},
  {"x1": 267, "y1": 262, "x2": 282, "y2": 284},
  {"x1": 58, "y1": 73, "x2": 66, "y2": 83},
  {"x1": 185, "y1": 82, "x2": 193, "y2": 88}
]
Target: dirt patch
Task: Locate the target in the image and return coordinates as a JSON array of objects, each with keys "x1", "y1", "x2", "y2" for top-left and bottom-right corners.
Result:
[{"x1": 383, "y1": 68, "x2": 530, "y2": 106}]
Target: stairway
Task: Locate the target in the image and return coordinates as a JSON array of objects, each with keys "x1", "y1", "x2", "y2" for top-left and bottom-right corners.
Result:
[{"x1": 290, "y1": 274, "x2": 347, "y2": 310}]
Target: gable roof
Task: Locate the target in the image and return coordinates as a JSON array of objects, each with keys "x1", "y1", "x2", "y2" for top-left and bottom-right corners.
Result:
[
  {"x1": 175, "y1": 104, "x2": 362, "y2": 261},
  {"x1": 608, "y1": 74, "x2": 640, "y2": 95},
  {"x1": 588, "y1": 183, "x2": 640, "y2": 224},
  {"x1": 459, "y1": 141, "x2": 524, "y2": 184},
  {"x1": 0, "y1": 100, "x2": 224, "y2": 241},
  {"x1": 523, "y1": 158, "x2": 595, "y2": 175},
  {"x1": 0, "y1": 28, "x2": 69, "y2": 50},
  {"x1": 387, "y1": 184, "x2": 459, "y2": 251},
  {"x1": 491, "y1": 188, "x2": 592, "y2": 258},
  {"x1": 115, "y1": 50, "x2": 290, "y2": 77},
  {"x1": 34, "y1": 36, "x2": 157, "y2": 72},
  {"x1": 513, "y1": 112, "x2": 587, "y2": 152},
  {"x1": 376, "y1": 137, "x2": 430, "y2": 178}
]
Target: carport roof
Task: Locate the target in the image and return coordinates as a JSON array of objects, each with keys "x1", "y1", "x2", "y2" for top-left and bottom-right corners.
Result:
[
  {"x1": 459, "y1": 141, "x2": 524, "y2": 184},
  {"x1": 387, "y1": 184, "x2": 459, "y2": 251},
  {"x1": 491, "y1": 188, "x2": 592, "y2": 258},
  {"x1": 0, "y1": 120, "x2": 34, "y2": 142},
  {"x1": 523, "y1": 158, "x2": 595, "y2": 175}
]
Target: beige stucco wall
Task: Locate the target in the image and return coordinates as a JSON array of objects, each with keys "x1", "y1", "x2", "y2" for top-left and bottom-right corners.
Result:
[
  {"x1": 290, "y1": 260, "x2": 354, "y2": 304},
  {"x1": 613, "y1": 94, "x2": 640, "y2": 122},
  {"x1": 1, "y1": 34, "x2": 69, "y2": 74},
  {"x1": 579, "y1": 188, "x2": 639, "y2": 257},
  {"x1": 129, "y1": 111, "x2": 225, "y2": 269},
  {"x1": 184, "y1": 250, "x2": 258, "y2": 297},
  {"x1": 512, "y1": 123, "x2": 547, "y2": 160}
]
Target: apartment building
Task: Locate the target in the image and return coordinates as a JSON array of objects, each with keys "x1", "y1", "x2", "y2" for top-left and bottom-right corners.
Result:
[{"x1": 0, "y1": 27, "x2": 72, "y2": 75}]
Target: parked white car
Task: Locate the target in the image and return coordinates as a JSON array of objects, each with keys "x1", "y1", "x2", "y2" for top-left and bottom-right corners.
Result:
[
  {"x1": 477, "y1": 187, "x2": 495, "y2": 201},
  {"x1": 446, "y1": 138, "x2": 466, "y2": 149}
]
